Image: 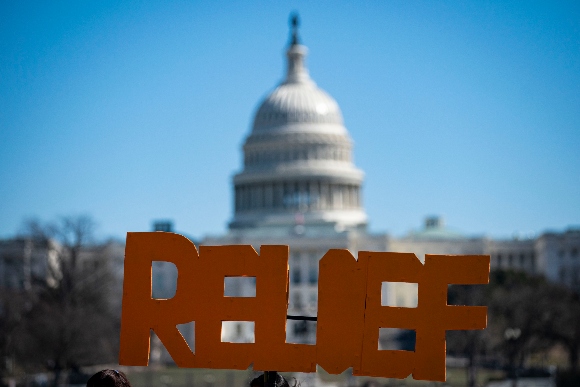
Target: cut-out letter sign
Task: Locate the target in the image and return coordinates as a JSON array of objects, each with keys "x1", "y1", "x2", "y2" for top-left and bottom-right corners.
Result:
[{"x1": 119, "y1": 232, "x2": 489, "y2": 382}]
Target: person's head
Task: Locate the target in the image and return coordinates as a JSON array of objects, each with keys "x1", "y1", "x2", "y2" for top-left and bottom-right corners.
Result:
[
  {"x1": 250, "y1": 373, "x2": 290, "y2": 387},
  {"x1": 87, "y1": 370, "x2": 131, "y2": 387}
]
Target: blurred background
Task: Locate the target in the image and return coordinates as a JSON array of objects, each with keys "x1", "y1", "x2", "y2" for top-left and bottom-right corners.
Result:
[{"x1": 1, "y1": 1, "x2": 579, "y2": 387}]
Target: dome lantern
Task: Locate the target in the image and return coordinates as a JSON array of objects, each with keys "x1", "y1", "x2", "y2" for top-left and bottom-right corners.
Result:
[{"x1": 285, "y1": 13, "x2": 310, "y2": 85}]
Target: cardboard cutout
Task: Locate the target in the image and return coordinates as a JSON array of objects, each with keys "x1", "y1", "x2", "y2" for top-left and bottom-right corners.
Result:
[{"x1": 119, "y1": 232, "x2": 489, "y2": 382}]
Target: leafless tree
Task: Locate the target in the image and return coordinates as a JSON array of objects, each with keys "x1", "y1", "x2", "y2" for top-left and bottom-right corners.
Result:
[
  {"x1": 447, "y1": 284, "x2": 489, "y2": 387},
  {"x1": 11, "y1": 216, "x2": 120, "y2": 386}
]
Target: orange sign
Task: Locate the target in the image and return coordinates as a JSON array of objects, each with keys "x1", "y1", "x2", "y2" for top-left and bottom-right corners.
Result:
[{"x1": 119, "y1": 232, "x2": 489, "y2": 382}]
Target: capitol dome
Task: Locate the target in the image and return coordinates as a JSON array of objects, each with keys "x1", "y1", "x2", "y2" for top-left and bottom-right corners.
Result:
[
  {"x1": 252, "y1": 44, "x2": 344, "y2": 131},
  {"x1": 230, "y1": 16, "x2": 367, "y2": 232}
]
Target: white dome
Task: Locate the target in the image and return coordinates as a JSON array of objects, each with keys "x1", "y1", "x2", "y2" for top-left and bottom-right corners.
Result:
[
  {"x1": 253, "y1": 81, "x2": 343, "y2": 130},
  {"x1": 252, "y1": 44, "x2": 343, "y2": 131}
]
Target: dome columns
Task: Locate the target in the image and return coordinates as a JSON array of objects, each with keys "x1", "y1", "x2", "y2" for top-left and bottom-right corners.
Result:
[{"x1": 234, "y1": 180, "x2": 362, "y2": 213}]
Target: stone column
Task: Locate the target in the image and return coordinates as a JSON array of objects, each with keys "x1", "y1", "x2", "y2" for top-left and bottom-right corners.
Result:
[
  {"x1": 320, "y1": 182, "x2": 328, "y2": 209},
  {"x1": 249, "y1": 185, "x2": 256, "y2": 210},
  {"x1": 274, "y1": 183, "x2": 282, "y2": 209},
  {"x1": 265, "y1": 183, "x2": 273, "y2": 209},
  {"x1": 258, "y1": 184, "x2": 264, "y2": 209}
]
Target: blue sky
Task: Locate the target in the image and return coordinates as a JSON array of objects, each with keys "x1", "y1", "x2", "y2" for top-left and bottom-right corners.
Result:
[{"x1": 1, "y1": 1, "x2": 579, "y2": 241}]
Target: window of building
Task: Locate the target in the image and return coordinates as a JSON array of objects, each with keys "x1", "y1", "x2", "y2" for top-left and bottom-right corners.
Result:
[
  {"x1": 497, "y1": 254, "x2": 502, "y2": 267},
  {"x1": 293, "y1": 320, "x2": 308, "y2": 336},
  {"x1": 291, "y1": 252, "x2": 301, "y2": 284},
  {"x1": 572, "y1": 248, "x2": 578, "y2": 259},
  {"x1": 292, "y1": 267, "x2": 302, "y2": 284},
  {"x1": 308, "y1": 253, "x2": 318, "y2": 284}
]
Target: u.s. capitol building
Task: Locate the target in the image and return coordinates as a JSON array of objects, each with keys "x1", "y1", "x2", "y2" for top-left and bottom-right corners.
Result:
[{"x1": 201, "y1": 18, "x2": 580, "y2": 345}]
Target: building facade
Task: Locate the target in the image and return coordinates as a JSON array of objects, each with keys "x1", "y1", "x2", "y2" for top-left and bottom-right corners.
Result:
[{"x1": 0, "y1": 237, "x2": 58, "y2": 291}]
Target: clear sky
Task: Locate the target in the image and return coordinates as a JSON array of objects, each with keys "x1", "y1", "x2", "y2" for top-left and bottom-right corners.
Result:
[{"x1": 1, "y1": 1, "x2": 579, "y2": 241}]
